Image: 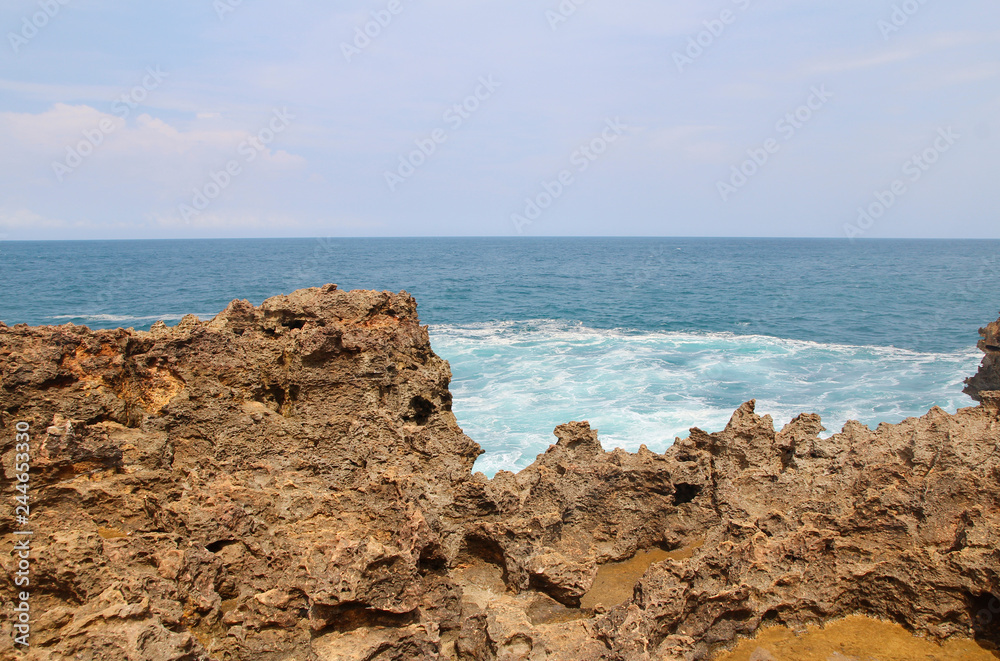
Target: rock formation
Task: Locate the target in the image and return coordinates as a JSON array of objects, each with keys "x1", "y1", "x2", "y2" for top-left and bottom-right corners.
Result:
[
  {"x1": 1, "y1": 286, "x2": 998, "y2": 660},
  {"x1": 966, "y1": 314, "x2": 1000, "y2": 401}
]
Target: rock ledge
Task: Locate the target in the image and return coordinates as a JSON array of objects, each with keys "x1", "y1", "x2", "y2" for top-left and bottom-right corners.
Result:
[{"x1": 1, "y1": 287, "x2": 998, "y2": 660}]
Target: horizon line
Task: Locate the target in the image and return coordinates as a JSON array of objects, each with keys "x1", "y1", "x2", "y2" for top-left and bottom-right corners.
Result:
[{"x1": 3, "y1": 236, "x2": 999, "y2": 243}]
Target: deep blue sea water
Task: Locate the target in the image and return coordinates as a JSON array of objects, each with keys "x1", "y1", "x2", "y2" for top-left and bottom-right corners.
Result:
[{"x1": 1, "y1": 238, "x2": 997, "y2": 474}]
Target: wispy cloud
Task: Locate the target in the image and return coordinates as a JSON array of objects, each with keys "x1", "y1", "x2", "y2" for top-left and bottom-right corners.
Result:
[{"x1": 0, "y1": 0, "x2": 995, "y2": 239}]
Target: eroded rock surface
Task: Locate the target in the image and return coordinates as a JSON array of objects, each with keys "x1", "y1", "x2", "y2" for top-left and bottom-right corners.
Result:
[
  {"x1": 966, "y1": 314, "x2": 1000, "y2": 401},
  {"x1": 1, "y1": 288, "x2": 998, "y2": 660}
]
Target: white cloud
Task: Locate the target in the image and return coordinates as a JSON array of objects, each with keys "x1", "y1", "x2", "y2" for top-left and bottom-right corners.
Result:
[
  {"x1": 804, "y1": 49, "x2": 918, "y2": 75},
  {"x1": 1, "y1": 0, "x2": 997, "y2": 238},
  {"x1": 0, "y1": 104, "x2": 306, "y2": 187},
  {"x1": 0, "y1": 207, "x2": 66, "y2": 230}
]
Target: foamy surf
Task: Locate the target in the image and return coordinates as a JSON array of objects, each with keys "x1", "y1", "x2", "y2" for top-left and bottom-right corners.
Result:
[{"x1": 430, "y1": 321, "x2": 981, "y2": 475}]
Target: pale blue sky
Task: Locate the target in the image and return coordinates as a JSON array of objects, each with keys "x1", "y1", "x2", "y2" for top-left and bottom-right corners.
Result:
[{"x1": 0, "y1": 0, "x2": 997, "y2": 239}]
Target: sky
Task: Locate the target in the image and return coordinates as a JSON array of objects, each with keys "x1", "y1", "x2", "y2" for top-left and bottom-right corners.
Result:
[{"x1": 0, "y1": 0, "x2": 997, "y2": 240}]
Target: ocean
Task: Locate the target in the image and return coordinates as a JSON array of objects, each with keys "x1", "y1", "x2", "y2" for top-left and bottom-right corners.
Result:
[{"x1": 1, "y1": 237, "x2": 996, "y2": 474}]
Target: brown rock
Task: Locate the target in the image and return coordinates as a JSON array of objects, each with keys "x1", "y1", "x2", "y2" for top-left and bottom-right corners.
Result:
[
  {"x1": 2, "y1": 287, "x2": 998, "y2": 660},
  {"x1": 965, "y1": 313, "x2": 1000, "y2": 400}
]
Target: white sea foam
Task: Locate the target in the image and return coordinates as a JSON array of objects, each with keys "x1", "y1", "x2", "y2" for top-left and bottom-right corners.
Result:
[{"x1": 429, "y1": 321, "x2": 981, "y2": 475}]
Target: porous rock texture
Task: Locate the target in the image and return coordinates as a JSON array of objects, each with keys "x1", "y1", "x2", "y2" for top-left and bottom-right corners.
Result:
[
  {"x1": 966, "y1": 314, "x2": 1000, "y2": 401},
  {"x1": 1, "y1": 286, "x2": 998, "y2": 661}
]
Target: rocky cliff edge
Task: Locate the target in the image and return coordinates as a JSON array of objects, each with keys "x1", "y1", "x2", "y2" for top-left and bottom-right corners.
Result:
[{"x1": 1, "y1": 286, "x2": 998, "y2": 660}]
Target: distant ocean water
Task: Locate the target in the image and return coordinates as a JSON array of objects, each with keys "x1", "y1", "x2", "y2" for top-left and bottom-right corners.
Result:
[{"x1": 1, "y1": 238, "x2": 997, "y2": 474}]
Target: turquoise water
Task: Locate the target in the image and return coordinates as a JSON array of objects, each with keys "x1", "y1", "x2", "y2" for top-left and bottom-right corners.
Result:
[
  {"x1": 434, "y1": 323, "x2": 978, "y2": 473},
  {"x1": 1, "y1": 238, "x2": 996, "y2": 473}
]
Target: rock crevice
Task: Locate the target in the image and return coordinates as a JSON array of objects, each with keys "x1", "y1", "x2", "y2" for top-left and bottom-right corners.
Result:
[{"x1": 1, "y1": 286, "x2": 998, "y2": 660}]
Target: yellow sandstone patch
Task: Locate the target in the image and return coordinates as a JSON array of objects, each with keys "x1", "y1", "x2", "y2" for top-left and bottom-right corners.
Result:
[
  {"x1": 711, "y1": 614, "x2": 998, "y2": 661},
  {"x1": 580, "y1": 539, "x2": 705, "y2": 610}
]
